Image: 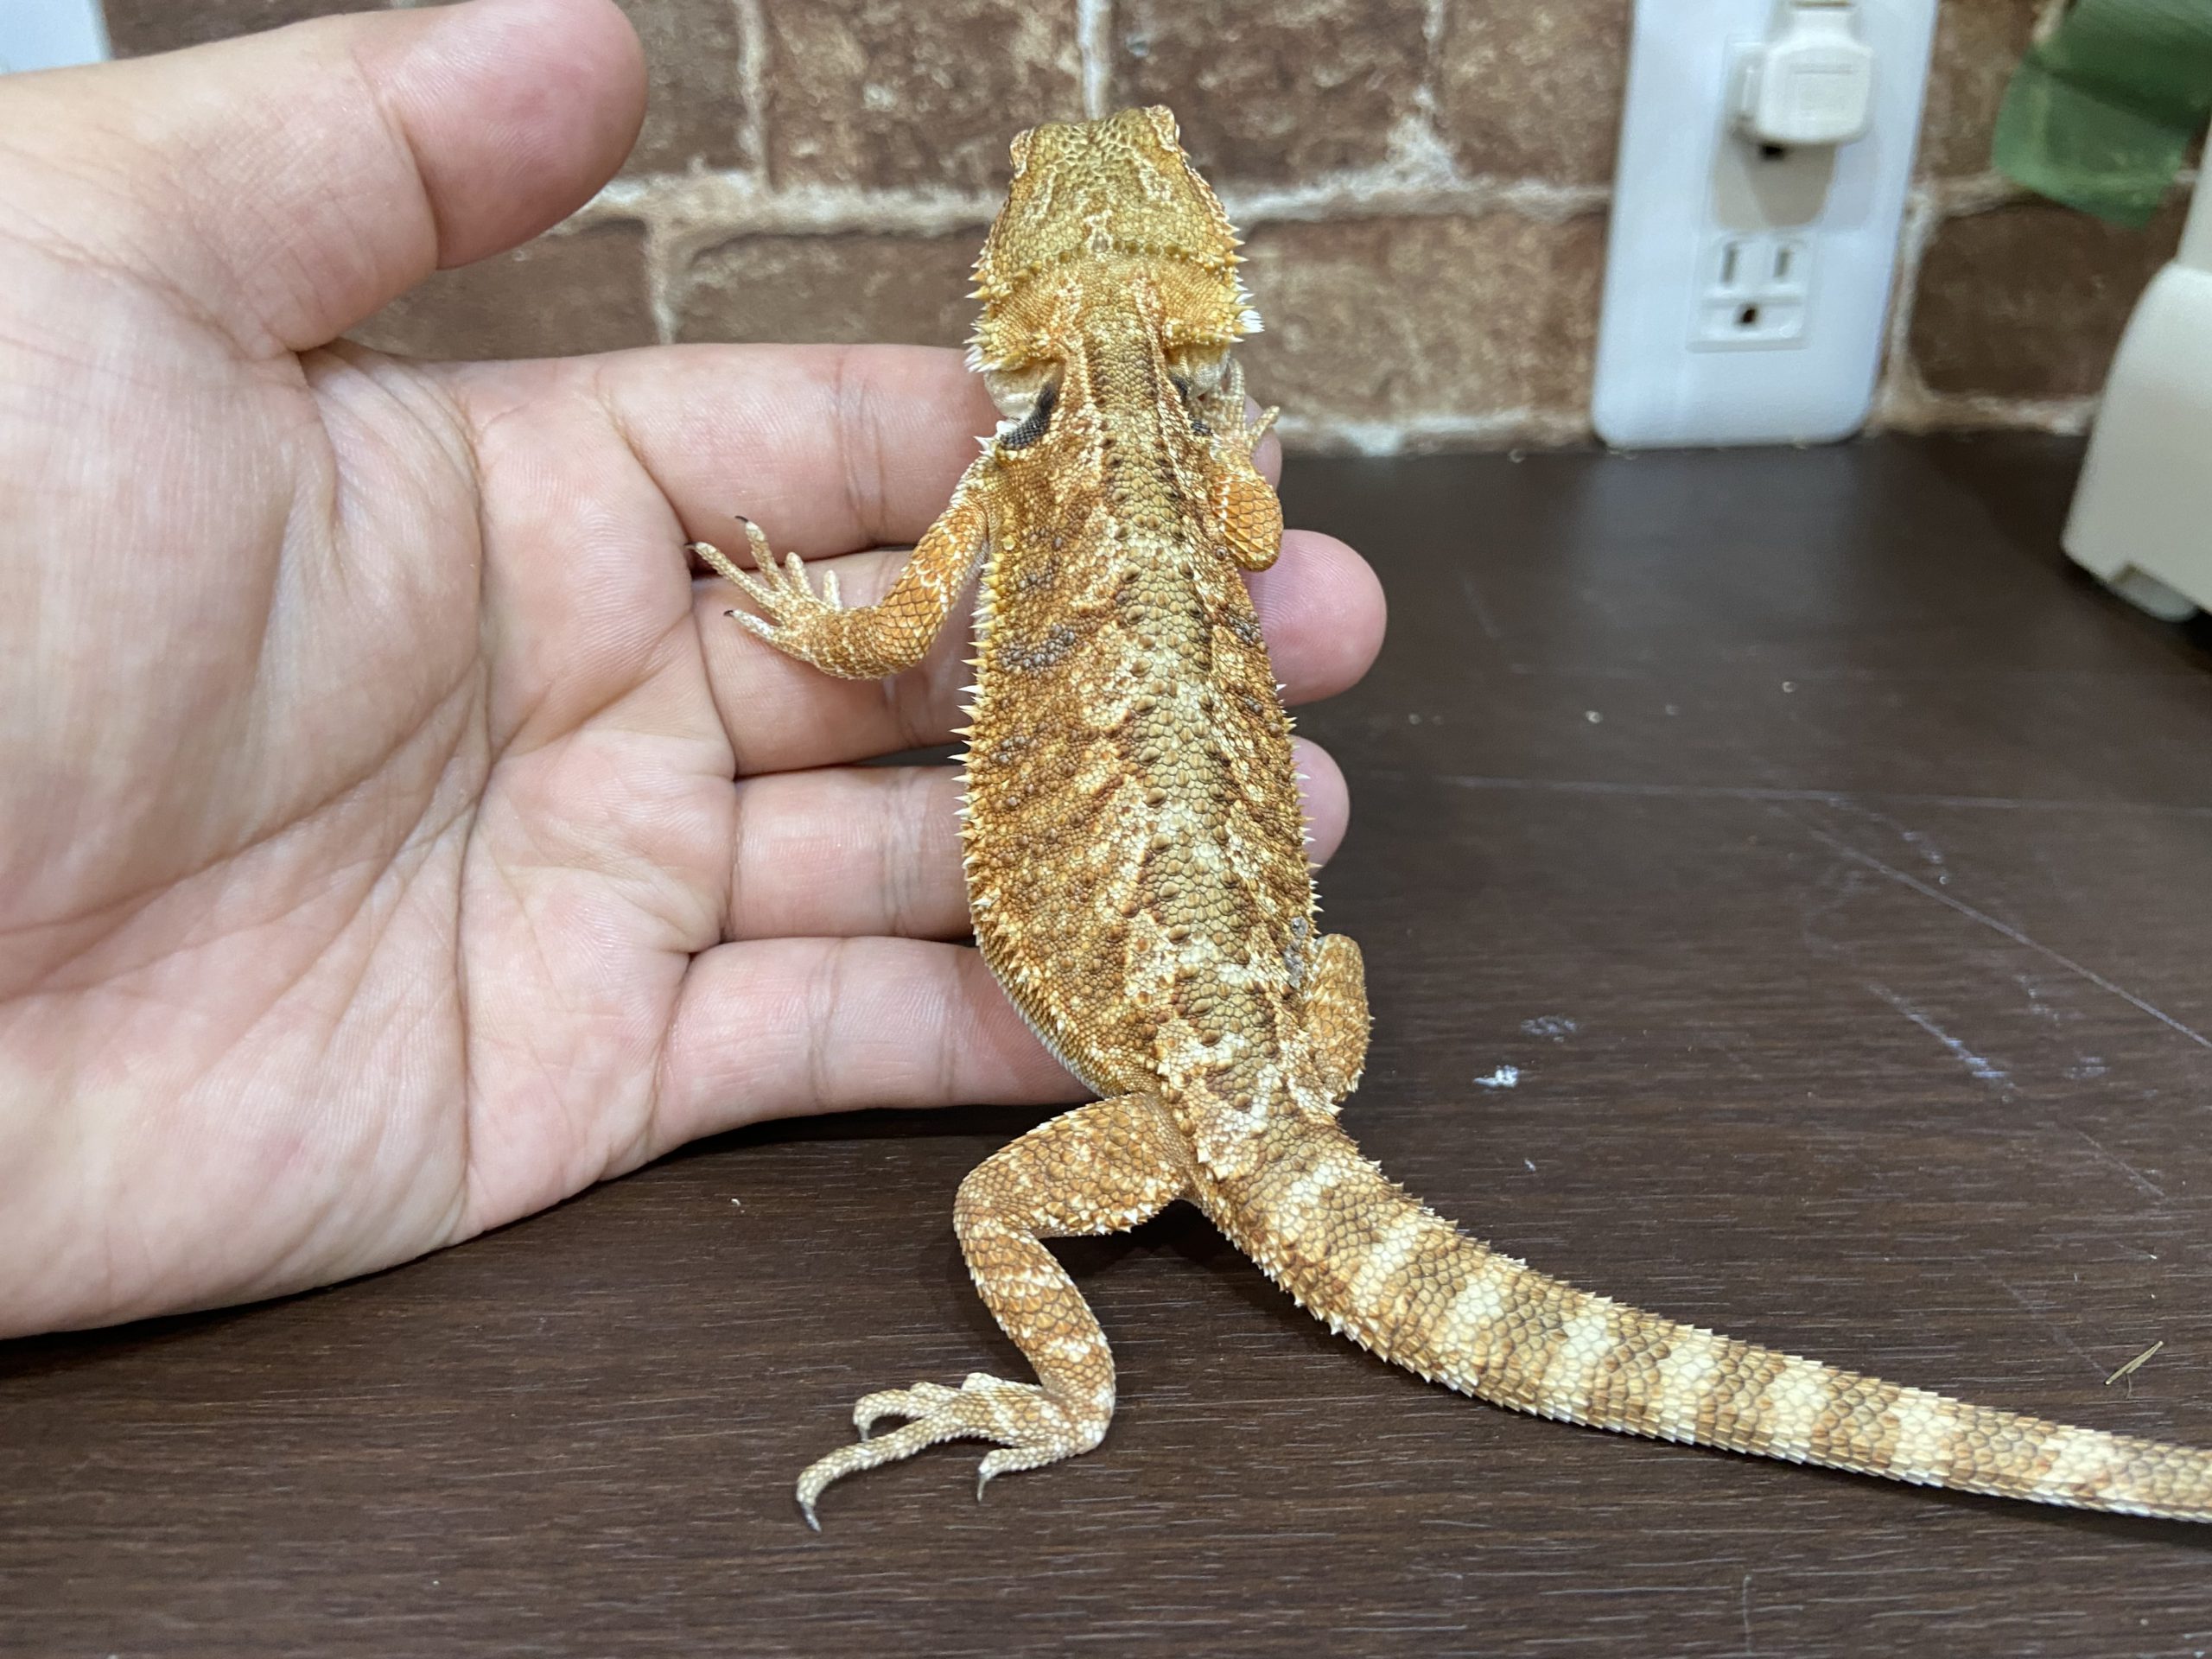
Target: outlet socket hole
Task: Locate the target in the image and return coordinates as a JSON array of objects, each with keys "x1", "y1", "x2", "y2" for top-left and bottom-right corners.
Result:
[{"x1": 1737, "y1": 303, "x2": 1761, "y2": 327}]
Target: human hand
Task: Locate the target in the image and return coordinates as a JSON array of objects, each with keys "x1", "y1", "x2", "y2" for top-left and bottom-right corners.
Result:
[{"x1": 0, "y1": 0, "x2": 1386, "y2": 1336}]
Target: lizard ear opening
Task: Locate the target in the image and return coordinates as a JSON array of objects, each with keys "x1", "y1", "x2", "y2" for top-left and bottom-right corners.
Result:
[
  {"x1": 1166, "y1": 346, "x2": 1228, "y2": 397},
  {"x1": 982, "y1": 363, "x2": 1061, "y2": 423},
  {"x1": 992, "y1": 378, "x2": 1059, "y2": 451}
]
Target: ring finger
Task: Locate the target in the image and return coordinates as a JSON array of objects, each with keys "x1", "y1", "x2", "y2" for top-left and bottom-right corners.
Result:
[
  {"x1": 727, "y1": 738, "x2": 1352, "y2": 941},
  {"x1": 699, "y1": 527, "x2": 1382, "y2": 776}
]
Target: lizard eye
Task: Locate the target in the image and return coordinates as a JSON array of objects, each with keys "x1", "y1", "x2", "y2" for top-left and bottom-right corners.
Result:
[{"x1": 995, "y1": 378, "x2": 1058, "y2": 451}]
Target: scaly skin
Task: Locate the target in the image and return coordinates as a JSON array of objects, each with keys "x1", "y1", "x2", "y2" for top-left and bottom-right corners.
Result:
[{"x1": 691, "y1": 107, "x2": 2212, "y2": 1529}]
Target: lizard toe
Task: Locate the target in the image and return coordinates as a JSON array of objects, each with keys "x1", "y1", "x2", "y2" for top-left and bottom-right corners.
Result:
[
  {"x1": 852, "y1": 1380, "x2": 961, "y2": 1439},
  {"x1": 794, "y1": 1373, "x2": 1106, "y2": 1527}
]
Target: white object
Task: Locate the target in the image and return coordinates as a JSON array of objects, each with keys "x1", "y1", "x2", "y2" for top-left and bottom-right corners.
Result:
[
  {"x1": 1593, "y1": 0, "x2": 1937, "y2": 448},
  {"x1": 2063, "y1": 173, "x2": 2212, "y2": 622},
  {"x1": 0, "y1": 0, "x2": 108, "y2": 73},
  {"x1": 1735, "y1": 1, "x2": 1878, "y2": 149}
]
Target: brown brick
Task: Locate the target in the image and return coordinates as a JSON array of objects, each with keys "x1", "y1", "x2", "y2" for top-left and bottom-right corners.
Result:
[
  {"x1": 1110, "y1": 0, "x2": 1429, "y2": 186},
  {"x1": 111, "y1": 0, "x2": 738, "y2": 176},
  {"x1": 1236, "y1": 213, "x2": 1604, "y2": 426},
  {"x1": 1435, "y1": 0, "x2": 1630, "y2": 184},
  {"x1": 761, "y1": 0, "x2": 1084, "y2": 194},
  {"x1": 1915, "y1": 0, "x2": 2039, "y2": 178},
  {"x1": 673, "y1": 232, "x2": 980, "y2": 347},
  {"x1": 347, "y1": 220, "x2": 657, "y2": 359},
  {"x1": 1910, "y1": 196, "x2": 2186, "y2": 399},
  {"x1": 613, "y1": 0, "x2": 747, "y2": 175},
  {"x1": 105, "y1": 0, "x2": 357, "y2": 55}
]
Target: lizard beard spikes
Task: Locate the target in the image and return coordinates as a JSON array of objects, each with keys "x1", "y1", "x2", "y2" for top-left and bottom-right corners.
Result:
[{"x1": 694, "y1": 109, "x2": 2212, "y2": 1529}]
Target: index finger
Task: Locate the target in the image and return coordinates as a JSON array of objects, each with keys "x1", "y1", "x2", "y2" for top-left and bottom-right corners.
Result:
[{"x1": 589, "y1": 340, "x2": 1281, "y2": 559}]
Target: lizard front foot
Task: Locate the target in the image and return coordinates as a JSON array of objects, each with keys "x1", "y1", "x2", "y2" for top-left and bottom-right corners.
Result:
[
  {"x1": 794, "y1": 1371, "x2": 1108, "y2": 1529},
  {"x1": 689, "y1": 518, "x2": 851, "y2": 667}
]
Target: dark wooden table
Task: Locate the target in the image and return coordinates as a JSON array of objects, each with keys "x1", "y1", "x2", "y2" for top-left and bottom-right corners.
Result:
[{"x1": 7, "y1": 436, "x2": 2212, "y2": 1656}]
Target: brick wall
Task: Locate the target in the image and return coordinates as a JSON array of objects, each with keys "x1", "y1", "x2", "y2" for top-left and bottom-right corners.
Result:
[{"x1": 105, "y1": 0, "x2": 2193, "y2": 451}]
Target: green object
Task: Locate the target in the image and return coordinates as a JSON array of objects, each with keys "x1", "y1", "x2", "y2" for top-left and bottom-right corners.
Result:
[{"x1": 1992, "y1": 0, "x2": 2212, "y2": 227}]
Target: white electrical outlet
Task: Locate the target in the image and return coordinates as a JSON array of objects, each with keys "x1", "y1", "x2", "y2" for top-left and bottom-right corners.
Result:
[
  {"x1": 1697, "y1": 232, "x2": 1809, "y2": 345},
  {"x1": 0, "y1": 0, "x2": 109, "y2": 74},
  {"x1": 1593, "y1": 0, "x2": 1936, "y2": 448}
]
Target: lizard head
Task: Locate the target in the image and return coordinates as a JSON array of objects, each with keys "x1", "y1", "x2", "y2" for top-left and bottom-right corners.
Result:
[{"x1": 969, "y1": 106, "x2": 1258, "y2": 416}]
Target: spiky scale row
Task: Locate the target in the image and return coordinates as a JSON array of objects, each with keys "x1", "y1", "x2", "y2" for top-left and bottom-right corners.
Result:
[{"x1": 702, "y1": 106, "x2": 2212, "y2": 1529}]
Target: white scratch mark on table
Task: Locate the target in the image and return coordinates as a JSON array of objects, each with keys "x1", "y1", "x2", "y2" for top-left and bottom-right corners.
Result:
[{"x1": 1805, "y1": 828, "x2": 2212, "y2": 1052}]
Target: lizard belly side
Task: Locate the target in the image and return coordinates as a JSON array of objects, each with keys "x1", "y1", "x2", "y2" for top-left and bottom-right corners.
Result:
[{"x1": 960, "y1": 464, "x2": 1314, "y2": 1108}]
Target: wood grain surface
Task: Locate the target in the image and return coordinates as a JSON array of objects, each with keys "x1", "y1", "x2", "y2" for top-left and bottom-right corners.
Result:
[{"x1": 6, "y1": 435, "x2": 2212, "y2": 1656}]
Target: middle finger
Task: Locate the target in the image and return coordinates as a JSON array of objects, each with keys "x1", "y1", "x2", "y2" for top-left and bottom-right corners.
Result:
[{"x1": 702, "y1": 527, "x2": 1384, "y2": 776}]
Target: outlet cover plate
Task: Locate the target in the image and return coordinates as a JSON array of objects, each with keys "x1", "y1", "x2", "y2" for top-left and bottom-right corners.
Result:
[{"x1": 1593, "y1": 0, "x2": 1936, "y2": 448}]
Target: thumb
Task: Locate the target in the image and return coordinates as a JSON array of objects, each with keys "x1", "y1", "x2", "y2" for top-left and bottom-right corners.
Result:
[{"x1": 0, "y1": 0, "x2": 644, "y2": 354}]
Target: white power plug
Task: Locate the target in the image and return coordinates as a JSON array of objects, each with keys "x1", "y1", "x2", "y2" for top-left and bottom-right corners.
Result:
[{"x1": 1735, "y1": 0, "x2": 1876, "y2": 149}]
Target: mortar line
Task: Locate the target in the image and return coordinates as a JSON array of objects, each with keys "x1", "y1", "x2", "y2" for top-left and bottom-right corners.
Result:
[{"x1": 1076, "y1": 0, "x2": 1113, "y2": 120}]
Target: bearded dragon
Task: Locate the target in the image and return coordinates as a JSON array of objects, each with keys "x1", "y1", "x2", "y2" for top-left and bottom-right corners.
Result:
[{"x1": 690, "y1": 106, "x2": 2212, "y2": 1528}]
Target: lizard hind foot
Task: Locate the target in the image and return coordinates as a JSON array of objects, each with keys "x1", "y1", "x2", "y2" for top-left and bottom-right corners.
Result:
[{"x1": 794, "y1": 1372, "x2": 1107, "y2": 1529}]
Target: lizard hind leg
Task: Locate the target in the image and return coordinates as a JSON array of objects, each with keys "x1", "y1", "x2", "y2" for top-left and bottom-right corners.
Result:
[
  {"x1": 1300, "y1": 933, "x2": 1370, "y2": 1110},
  {"x1": 794, "y1": 1092, "x2": 1192, "y2": 1527}
]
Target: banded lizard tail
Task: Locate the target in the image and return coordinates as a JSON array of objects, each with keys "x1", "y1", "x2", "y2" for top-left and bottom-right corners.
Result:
[{"x1": 690, "y1": 107, "x2": 2212, "y2": 1528}]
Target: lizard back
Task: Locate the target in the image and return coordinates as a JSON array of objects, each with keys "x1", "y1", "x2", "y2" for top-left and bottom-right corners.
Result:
[
  {"x1": 962, "y1": 295, "x2": 1313, "y2": 1109},
  {"x1": 958, "y1": 112, "x2": 1324, "y2": 1127}
]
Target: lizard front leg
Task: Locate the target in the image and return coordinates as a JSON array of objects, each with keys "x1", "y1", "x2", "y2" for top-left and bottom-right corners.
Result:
[
  {"x1": 795, "y1": 1092, "x2": 1191, "y2": 1527},
  {"x1": 692, "y1": 458, "x2": 994, "y2": 679},
  {"x1": 1199, "y1": 355, "x2": 1282, "y2": 572}
]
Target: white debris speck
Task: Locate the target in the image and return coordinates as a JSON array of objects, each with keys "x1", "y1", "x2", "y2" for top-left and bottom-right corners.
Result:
[
  {"x1": 1584, "y1": 710, "x2": 1602, "y2": 724},
  {"x1": 1522, "y1": 1015, "x2": 1578, "y2": 1039},
  {"x1": 1524, "y1": 1158, "x2": 1538, "y2": 1173},
  {"x1": 1475, "y1": 1065, "x2": 1520, "y2": 1089}
]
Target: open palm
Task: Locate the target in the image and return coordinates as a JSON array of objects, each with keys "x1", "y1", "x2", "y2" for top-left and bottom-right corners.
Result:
[{"x1": 0, "y1": 0, "x2": 1383, "y2": 1336}]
